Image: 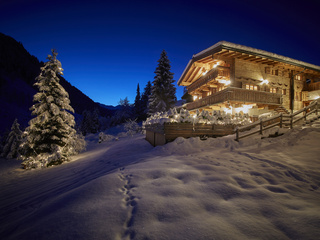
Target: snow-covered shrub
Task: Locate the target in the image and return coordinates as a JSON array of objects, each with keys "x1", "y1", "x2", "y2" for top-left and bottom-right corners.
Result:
[
  {"x1": 66, "y1": 133, "x2": 87, "y2": 155},
  {"x1": 143, "y1": 108, "x2": 252, "y2": 126},
  {"x1": 99, "y1": 132, "x2": 115, "y2": 143},
  {"x1": 124, "y1": 119, "x2": 141, "y2": 136}
]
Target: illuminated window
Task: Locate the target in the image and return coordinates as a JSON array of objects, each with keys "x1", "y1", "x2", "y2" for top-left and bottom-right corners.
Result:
[
  {"x1": 246, "y1": 84, "x2": 258, "y2": 91},
  {"x1": 270, "y1": 87, "x2": 277, "y2": 93},
  {"x1": 295, "y1": 75, "x2": 301, "y2": 80}
]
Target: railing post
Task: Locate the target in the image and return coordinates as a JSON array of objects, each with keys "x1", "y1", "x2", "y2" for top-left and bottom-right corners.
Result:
[
  {"x1": 304, "y1": 108, "x2": 307, "y2": 122},
  {"x1": 290, "y1": 114, "x2": 293, "y2": 129},
  {"x1": 260, "y1": 119, "x2": 263, "y2": 135},
  {"x1": 280, "y1": 113, "x2": 283, "y2": 128},
  {"x1": 235, "y1": 127, "x2": 239, "y2": 141}
]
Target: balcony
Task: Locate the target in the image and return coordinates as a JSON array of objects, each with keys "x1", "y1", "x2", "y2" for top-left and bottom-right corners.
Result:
[
  {"x1": 304, "y1": 82, "x2": 320, "y2": 91},
  {"x1": 186, "y1": 87, "x2": 281, "y2": 110}
]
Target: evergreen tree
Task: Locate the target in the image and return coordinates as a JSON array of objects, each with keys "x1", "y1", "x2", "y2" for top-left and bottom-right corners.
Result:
[
  {"x1": 91, "y1": 108, "x2": 100, "y2": 134},
  {"x1": 148, "y1": 50, "x2": 176, "y2": 115},
  {"x1": 114, "y1": 97, "x2": 132, "y2": 124},
  {"x1": 80, "y1": 110, "x2": 92, "y2": 136},
  {"x1": 1, "y1": 119, "x2": 22, "y2": 159},
  {"x1": 141, "y1": 81, "x2": 152, "y2": 119},
  {"x1": 19, "y1": 50, "x2": 83, "y2": 169},
  {"x1": 134, "y1": 83, "x2": 143, "y2": 121}
]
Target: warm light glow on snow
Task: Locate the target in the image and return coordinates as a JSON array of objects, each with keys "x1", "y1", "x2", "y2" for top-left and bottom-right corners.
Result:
[
  {"x1": 234, "y1": 104, "x2": 253, "y2": 114},
  {"x1": 223, "y1": 107, "x2": 232, "y2": 114}
]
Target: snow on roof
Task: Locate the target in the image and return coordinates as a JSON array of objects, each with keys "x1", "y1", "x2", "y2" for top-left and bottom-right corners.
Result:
[{"x1": 194, "y1": 41, "x2": 320, "y2": 71}]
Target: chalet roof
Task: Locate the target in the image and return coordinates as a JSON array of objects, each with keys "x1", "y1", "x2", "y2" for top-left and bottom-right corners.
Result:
[{"x1": 178, "y1": 41, "x2": 320, "y2": 86}]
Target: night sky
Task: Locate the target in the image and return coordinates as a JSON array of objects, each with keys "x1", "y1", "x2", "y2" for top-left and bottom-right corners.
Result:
[{"x1": 1, "y1": 0, "x2": 320, "y2": 106}]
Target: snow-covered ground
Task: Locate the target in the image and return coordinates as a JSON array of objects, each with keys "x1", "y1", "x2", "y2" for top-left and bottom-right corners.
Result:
[{"x1": 0, "y1": 121, "x2": 320, "y2": 240}]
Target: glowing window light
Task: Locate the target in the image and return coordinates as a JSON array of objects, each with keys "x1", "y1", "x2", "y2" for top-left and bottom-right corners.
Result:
[{"x1": 193, "y1": 96, "x2": 198, "y2": 101}]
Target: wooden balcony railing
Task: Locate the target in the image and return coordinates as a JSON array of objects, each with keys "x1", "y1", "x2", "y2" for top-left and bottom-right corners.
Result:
[
  {"x1": 304, "y1": 82, "x2": 320, "y2": 91},
  {"x1": 187, "y1": 69, "x2": 218, "y2": 93},
  {"x1": 186, "y1": 87, "x2": 281, "y2": 110},
  {"x1": 187, "y1": 67, "x2": 230, "y2": 93}
]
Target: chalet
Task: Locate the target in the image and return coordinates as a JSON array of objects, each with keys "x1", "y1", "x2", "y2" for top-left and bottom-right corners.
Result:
[{"x1": 178, "y1": 41, "x2": 320, "y2": 116}]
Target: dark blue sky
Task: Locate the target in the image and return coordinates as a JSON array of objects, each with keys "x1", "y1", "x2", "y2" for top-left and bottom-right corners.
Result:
[{"x1": 1, "y1": 0, "x2": 320, "y2": 106}]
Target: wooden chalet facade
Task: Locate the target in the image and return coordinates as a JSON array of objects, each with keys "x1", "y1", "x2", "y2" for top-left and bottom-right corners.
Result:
[{"x1": 178, "y1": 41, "x2": 320, "y2": 116}]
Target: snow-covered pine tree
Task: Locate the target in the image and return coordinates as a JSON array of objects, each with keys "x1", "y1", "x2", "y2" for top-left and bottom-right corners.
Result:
[
  {"x1": 148, "y1": 50, "x2": 176, "y2": 115},
  {"x1": 1, "y1": 119, "x2": 22, "y2": 159},
  {"x1": 134, "y1": 83, "x2": 143, "y2": 120},
  {"x1": 19, "y1": 49, "x2": 83, "y2": 169},
  {"x1": 114, "y1": 97, "x2": 132, "y2": 124},
  {"x1": 141, "y1": 81, "x2": 152, "y2": 119}
]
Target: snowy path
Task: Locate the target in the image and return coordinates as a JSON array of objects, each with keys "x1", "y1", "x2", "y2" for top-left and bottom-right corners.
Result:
[{"x1": 1, "y1": 121, "x2": 320, "y2": 240}]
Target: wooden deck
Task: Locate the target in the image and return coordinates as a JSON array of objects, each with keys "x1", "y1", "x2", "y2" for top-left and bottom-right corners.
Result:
[{"x1": 186, "y1": 87, "x2": 281, "y2": 110}]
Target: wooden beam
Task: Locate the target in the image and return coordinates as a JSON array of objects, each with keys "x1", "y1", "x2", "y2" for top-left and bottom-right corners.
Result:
[
  {"x1": 194, "y1": 62, "x2": 211, "y2": 69},
  {"x1": 185, "y1": 67, "x2": 201, "y2": 83}
]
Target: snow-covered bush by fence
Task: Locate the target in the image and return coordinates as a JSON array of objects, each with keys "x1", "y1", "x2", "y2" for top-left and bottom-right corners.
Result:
[
  {"x1": 124, "y1": 119, "x2": 141, "y2": 136},
  {"x1": 98, "y1": 132, "x2": 116, "y2": 143},
  {"x1": 143, "y1": 108, "x2": 251, "y2": 126}
]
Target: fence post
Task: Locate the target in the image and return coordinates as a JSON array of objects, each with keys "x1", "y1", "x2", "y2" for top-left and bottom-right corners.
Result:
[
  {"x1": 304, "y1": 108, "x2": 307, "y2": 122},
  {"x1": 235, "y1": 127, "x2": 239, "y2": 141},
  {"x1": 260, "y1": 119, "x2": 263, "y2": 135},
  {"x1": 280, "y1": 113, "x2": 283, "y2": 128},
  {"x1": 290, "y1": 114, "x2": 293, "y2": 129}
]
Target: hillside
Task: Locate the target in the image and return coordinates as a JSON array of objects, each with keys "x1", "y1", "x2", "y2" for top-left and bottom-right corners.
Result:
[
  {"x1": 0, "y1": 120, "x2": 319, "y2": 239},
  {"x1": 0, "y1": 33, "x2": 114, "y2": 134}
]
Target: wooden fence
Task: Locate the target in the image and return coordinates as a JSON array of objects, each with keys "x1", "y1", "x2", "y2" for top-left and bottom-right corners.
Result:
[
  {"x1": 145, "y1": 100, "x2": 320, "y2": 146},
  {"x1": 145, "y1": 123, "x2": 237, "y2": 147},
  {"x1": 235, "y1": 100, "x2": 320, "y2": 141}
]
